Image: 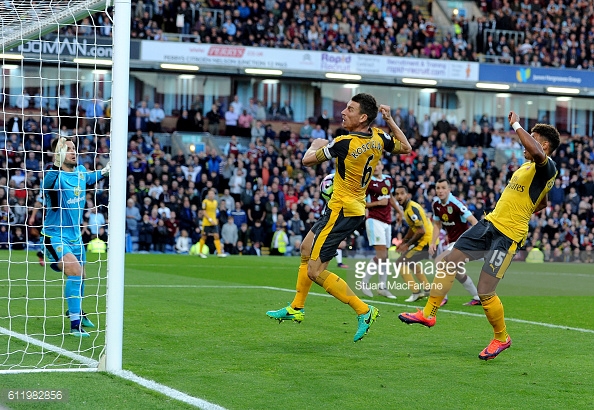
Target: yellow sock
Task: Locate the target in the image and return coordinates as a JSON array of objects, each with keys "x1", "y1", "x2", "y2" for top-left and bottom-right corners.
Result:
[
  {"x1": 315, "y1": 270, "x2": 368, "y2": 315},
  {"x1": 480, "y1": 292, "x2": 508, "y2": 342},
  {"x1": 199, "y1": 238, "x2": 205, "y2": 246},
  {"x1": 414, "y1": 268, "x2": 430, "y2": 291},
  {"x1": 214, "y1": 239, "x2": 222, "y2": 254},
  {"x1": 400, "y1": 265, "x2": 418, "y2": 294},
  {"x1": 422, "y1": 266, "x2": 456, "y2": 318},
  {"x1": 291, "y1": 255, "x2": 312, "y2": 309}
]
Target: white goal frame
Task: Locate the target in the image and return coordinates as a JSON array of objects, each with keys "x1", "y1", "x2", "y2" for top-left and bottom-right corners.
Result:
[{"x1": 0, "y1": 0, "x2": 130, "y2": 374}]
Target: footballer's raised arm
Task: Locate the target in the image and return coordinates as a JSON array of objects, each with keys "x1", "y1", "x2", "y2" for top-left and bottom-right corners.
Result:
[
  {"x1": 379, "y1": 104, "x2": 412, "y2": 155},
  {"x1": 509, "y1": 111, "x2": 546, "y2": 164},
  {"x1": 302, "y1": 138, "x2": 330, "y2": 167}
]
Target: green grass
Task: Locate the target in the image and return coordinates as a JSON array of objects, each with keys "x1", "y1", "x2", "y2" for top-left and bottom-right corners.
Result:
[{"x1": 1, "y1": 252, "x2": 594, "y2": 409}]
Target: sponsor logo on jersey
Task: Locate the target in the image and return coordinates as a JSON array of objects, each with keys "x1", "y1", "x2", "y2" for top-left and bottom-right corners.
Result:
[{"x1": 506, "y1": 175, "x2": 525, "y2": 193}]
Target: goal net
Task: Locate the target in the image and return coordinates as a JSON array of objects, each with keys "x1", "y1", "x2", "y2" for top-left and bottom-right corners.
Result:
[{"x1": 0, "y1": 0, "x2": 121, "y2": 373}]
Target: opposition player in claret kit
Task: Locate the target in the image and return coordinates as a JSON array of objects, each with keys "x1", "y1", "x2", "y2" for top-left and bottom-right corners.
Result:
[
  {"x1": 266, "y1": 93, "x2": 412, "y2": 342},
  {"x1": 41, "y1": 137, "x2": 110, "y2": 337},
  {"x1": 399, "y1": 112, "x2": 559, "y2": 361},
  {"x1": 360, "y1": 161, "x2": 397, "y2": 299},
  {"x1": 429, "y1": 179, "x2": 480, "y2": 307}
]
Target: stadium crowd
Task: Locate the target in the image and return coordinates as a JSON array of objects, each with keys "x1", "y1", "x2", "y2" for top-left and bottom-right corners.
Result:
[
  {"x1": 2, "y1": 92, "x2": 594, "y2": 264},
  {"x1": 66, "y1": 0, "x2": 594, "y2": 68}
]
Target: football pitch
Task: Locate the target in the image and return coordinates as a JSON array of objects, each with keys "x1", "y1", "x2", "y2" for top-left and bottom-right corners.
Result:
[{"x1": 0, "y1": 252, "x2": 593, "y2": 409}]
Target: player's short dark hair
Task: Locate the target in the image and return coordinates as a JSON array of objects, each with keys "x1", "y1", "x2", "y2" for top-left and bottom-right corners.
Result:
[
  {"x1": 351, "y1": 93, "x2": 378, "y2": 127},
  {"x1": 531, "y1": 123, "x2": 560, "y2": 154},
  {"x1": 395, "y1": 185, "x2": 408, "y2": 193},
  {"x1": 436, "y1": 178, "x2": 450, "y2": 185}
]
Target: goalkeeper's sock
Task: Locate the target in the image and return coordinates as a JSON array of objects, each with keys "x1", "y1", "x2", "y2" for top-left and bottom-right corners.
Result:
[{"x1": 65, "y1": 276, "x2": 82, "y2": 326}]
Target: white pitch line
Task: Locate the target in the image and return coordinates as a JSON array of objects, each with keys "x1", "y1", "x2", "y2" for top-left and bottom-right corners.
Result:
[
  {"x1": 0, "y1": 326, "x2": 98, "y2": 367},
  {"x1": 113, "y1": 370, "x2": 227, "y2": 410}
]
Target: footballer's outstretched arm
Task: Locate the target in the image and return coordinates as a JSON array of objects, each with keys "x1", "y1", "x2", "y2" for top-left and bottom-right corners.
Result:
[
  {"x1": 379, "y1": 104, "x2": 412, "y2": 155},
  {"x1": 509, "y1": 111, "x2": 546, "y2": 164},
  {"x1": 302, "y1": 139, "x2": 330, "y2": 167}
]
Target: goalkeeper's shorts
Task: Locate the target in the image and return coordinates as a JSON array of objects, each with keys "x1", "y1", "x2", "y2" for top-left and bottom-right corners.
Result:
[{"x1": 43, "y1": 235, "x2": 86, "y2": 270}]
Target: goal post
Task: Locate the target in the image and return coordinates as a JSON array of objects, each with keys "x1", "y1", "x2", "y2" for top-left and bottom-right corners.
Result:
[
  {"x1": 0, "y1": 0, "x2": 129, "y2": 373},
  {"x1": 104, "y1": 0, "x2": 131, "y2": 373}
]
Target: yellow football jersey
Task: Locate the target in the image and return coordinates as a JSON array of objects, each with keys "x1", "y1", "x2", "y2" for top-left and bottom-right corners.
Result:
[
  {"x1": 486, "y1": 157, "x2": 557, "y2": 243},
  {"x1": 402, "y1": 200, "x2": 433, "y2": 246},
  {"x1": 315, "y1": 127, "x2": 402, "y2": 217},
  {"x1": 202, "y1": 199, "x2": 218, "y2": 226}
]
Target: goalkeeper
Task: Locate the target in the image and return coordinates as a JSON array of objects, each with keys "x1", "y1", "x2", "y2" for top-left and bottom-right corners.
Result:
[{"x1": 41, "y1": 137, "x2": 110, "y2": 337}]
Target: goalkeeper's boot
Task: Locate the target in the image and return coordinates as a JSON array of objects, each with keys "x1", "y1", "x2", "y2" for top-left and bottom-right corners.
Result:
[
  {"x1": 266, "y1": 304, "x2": 304, "y2": 323},
  {"x1": 70, "y1": 324, "x2": 90, "y2": 338},
  {"x1": 398, "y1": 309, "x2": 436, "y2": 328},
  {"x1": 478, "y1": 336, "x2": 512, "y2": 361},
  {"x1": 353, "y1": 305, "x2": 379, "y2": 342},
  {"x1": 66, "y1": 310, "x2": 95, "y2": 328},
  {"x1": 81, "y1": 314, "x2": 95, "y2": 328}
]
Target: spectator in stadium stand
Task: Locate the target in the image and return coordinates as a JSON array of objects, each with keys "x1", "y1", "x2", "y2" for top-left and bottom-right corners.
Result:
[
  {"x1": 238, "y1": 109, "x2": 253, "y2": 138},
  {"x1": 311, "y1": 124, "x2": 326, "y2": 140},
  {"x1": 206, "y1": 104, "x2": 222, "y2": 135},
  {"x1": 278, "y1": 122, "x2": 291, "y2": 146},
  {"x1": 268, "y1": 102, "x2": 281, "y2": 120},
  {"x1": 316, "y1": 109, "x2": 330, "y2": 136},
  {"x1": 175, "y1": 109, "x2": 193, "y2": 132},
  {"x1": 224, "y1": 106, "x2": 239, "y2": 137},
  {"x1": 279, "y1": 100, "x2": 294, "y2": 121},
  {"x1": 251, "y1": 120, "x2": 266, "y2": 143},
  {"x1": 191, "y1": 111, "x2": 204, "y2": 132},
  {"x1": 148, "y1": 103, "x2": 165, "y2": 132}
]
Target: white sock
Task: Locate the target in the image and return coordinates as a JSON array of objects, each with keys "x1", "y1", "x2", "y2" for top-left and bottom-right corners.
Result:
[
  {"x1": 336, "y1": 249, "x2": 343, "y2": 264},
  {"x1": 362, "y1": 257, "x2": 375, "y2": 285},
  {"x1": 460, "y1": 275, "x2": 479, "y2": 299},
  {"x1": 378, "y1": 258, "x2": 388, "y2": 290}
]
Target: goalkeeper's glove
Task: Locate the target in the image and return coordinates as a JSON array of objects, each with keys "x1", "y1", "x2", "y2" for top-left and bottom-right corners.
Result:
[
  {"x1": 53, "y1": 137, "x2": 68, "y2": 168},
  {"x1": 101, "y1": 162, "x2": 111, "y2": 177}
]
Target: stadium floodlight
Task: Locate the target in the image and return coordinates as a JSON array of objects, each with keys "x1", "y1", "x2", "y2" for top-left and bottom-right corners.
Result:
[
  {"x1": 245, "y1": 68, "x2": 283, "y2": 75},
  {"x1": 160, "y1": 63, "x2": 200, "y2": 71},
  {"x1": 325, "y1": 73, "x2": 362, "y2": 80},
  {"x1": 476, "y1": 82, "x2": 510, "y2": 90},
  {"x1": 402, "y1": 78, "x2": 437, "y2": 86},
  {"x1": 343, "y1": 83, "x2": 360, "y2": 88},
  {"x1": 0, "y1": 0, "x2": 129, "y2": 375},
  {"x1": 546, "y1": 87, "x2": 580, "y2": 95},
  {"x1": 73, "y1": 58, "x2": 113, "y2": 66}
]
